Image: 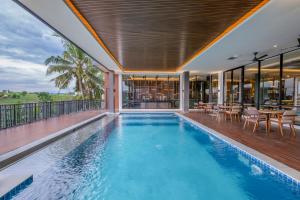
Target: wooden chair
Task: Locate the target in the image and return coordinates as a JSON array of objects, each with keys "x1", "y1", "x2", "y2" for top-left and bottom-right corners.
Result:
[
  {"x1": 269, "y1": 110, "x2": 297, "y2": 136},
  {"x1": 243, "y1": 109, "x2": 268, "y2": 133},
  {"x1": 209, "y1": 105, "x2": 221, "y2": 121},
  {"x1": 204, "y1": 104, "x2": 213, "y2": 113},
  {"x1": 225, "y1": 106, "x2": 241, "y2": 122}
]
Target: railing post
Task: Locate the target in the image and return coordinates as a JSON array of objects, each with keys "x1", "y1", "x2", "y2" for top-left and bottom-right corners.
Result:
[
  {"x1": 34, "y1": 103, "x2": 37, "y2": 121},
  {"x1": 49, "y1": 102, "x2": 51, "y2": 118},
  {"x1": 13, "y1": 104, "x2": 16, "y2": 126},
  {"x1": 0, "y1": 105, "x2": 2, "y2": 129}
]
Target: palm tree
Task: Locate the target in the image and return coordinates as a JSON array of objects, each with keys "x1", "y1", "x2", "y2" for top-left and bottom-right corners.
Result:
[{"x1": 45, "y1": 37, "x2": 104, "y2": 99}]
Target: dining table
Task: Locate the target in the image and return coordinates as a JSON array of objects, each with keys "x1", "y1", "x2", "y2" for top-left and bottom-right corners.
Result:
[{"x1": 258, "y1": 109, "x2": 285, "y2": 133}]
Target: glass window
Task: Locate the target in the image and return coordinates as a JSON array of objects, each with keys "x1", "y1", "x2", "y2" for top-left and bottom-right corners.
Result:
[
  {"x1": 244, "y1": 63, "x2": 258, "y2": 107},
  {"x1": 282, "y1": 49, "x2": 300, "y2": 110},
  {"x1": 122, "y1": 74, "x2": 180, "y2": 109},
  {"x1": 189, "y1": 75, "x2": 208, "y2": 108},
  {"x1": 232, "y1": 68, "x2": 242, "y2": 104},
  {"x1": 211, "y1": 73, "x2": 219, "y2": 103},
  {"x1": 205, "y1": 75, "x2": 210, "y2": 103},
  {"x1": 224, "y1": 68, "x2": 242, "y2": 105},
  {"x1": 260, "y1": 56, "x2": 280, "y2": 108},
  {"x1": 224, "y1": 71, "x2": 232, "y2": 104}
]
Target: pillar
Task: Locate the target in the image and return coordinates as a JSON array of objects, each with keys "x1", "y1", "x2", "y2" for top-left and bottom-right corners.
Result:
[
  {"x1": 181, "y1": 71, "x2": 190, "y2": 112},
  {"x1": 114, "y1": 74, "x2": 119, "y2": 113},
  {"x1": 104, "y1": 71, "x2": 114, "y2": 112},
  {"x1": 218, "y1": 71, "x2": 224, "y2": 104}
]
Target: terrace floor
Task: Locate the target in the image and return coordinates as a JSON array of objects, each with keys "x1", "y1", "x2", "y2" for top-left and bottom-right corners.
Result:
[
  {"x1": 183, "y1": 111, "x2": 300, "y2": 171},
  {"x1": 0, "y1": 110, "x2": 104, "y2": 155}
]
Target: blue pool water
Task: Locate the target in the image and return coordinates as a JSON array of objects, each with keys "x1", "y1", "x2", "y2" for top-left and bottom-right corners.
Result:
[{"x1": 14, "y1": 113, "x2": 299, "y2": 200}]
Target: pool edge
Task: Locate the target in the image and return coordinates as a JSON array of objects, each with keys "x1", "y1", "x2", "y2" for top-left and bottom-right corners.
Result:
[
  {"x1": 175, "y1": 112, "x2": 300, "y2": 184},
  {"x1": 0, "y1": 112, "x2": 110, "y2": 170}
]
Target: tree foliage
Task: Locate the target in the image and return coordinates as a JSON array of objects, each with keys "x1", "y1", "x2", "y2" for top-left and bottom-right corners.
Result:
[{"x1": 45, "y1": 35, "x2": 104, "y2": 99}]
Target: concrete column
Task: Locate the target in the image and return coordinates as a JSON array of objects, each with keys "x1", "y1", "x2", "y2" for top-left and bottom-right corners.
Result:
[
  {"x1": 114, "y1": 74, "x2": 119, "y2": 113},
  {"x1": 105, "y1": 71, "x2": 114, "y2": 112},
  {"x1": 118, "y1": 74, "x2": 123, "y2": 112},
  {"x1": 181, "y1": 71, "x2": 190, "y2": 112},
  {"x1": 218, "y1": 71, "x2": 224, "y2": 104}
]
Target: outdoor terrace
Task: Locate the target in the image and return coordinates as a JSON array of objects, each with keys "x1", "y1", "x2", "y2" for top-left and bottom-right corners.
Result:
[{"x1": 0, "y1": 110, "x2": 104, "y2": 155}]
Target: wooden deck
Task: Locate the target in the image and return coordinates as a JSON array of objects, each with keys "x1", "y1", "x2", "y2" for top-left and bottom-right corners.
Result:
[
  {"x1": 183, "y1": 112, "x2": 300, "y2": 171},
  {"x1": 0, "y1": 110, "x2": 104, "y2": 155}
]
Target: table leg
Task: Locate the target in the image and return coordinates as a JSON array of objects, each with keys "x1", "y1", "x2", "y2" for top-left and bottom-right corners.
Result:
[{"x1": 266, "y1": 114, "x2": 270, "y2": 134}]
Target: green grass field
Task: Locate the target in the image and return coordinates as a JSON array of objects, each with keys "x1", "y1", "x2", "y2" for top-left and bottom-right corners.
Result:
[{"x1": 0, "y1": 93, "x2": 76, "y2": 105}]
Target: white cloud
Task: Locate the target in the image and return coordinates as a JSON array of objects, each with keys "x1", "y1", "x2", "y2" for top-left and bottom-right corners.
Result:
[
  {"x1": 0, "y1": 56, "x2": 74, "y2": 93},
  {"x1": 0, "y1": 34, "x2": 9, "y2": 41},
  {"x1": 0, "y1": 1, "x2": 70, "y2": 93}
]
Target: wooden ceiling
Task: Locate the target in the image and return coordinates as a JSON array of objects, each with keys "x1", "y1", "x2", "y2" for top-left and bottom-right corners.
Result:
[{"x1": 68, "y1": 0, "x2": 266, "y2": 72}]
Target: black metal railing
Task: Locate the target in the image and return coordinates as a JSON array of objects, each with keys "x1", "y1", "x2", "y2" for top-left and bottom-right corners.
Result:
[{"x1": 0, "y1": 99, "x2": 102, "y2": 130}]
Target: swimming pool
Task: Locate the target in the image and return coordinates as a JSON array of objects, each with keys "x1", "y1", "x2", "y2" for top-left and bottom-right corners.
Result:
[{"x1": 13, "y1": 113, "x2": 300, "y2": 199}]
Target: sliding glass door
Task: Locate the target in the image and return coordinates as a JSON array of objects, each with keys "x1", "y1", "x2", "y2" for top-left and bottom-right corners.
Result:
[
  {"x1": 244, "y1": 63, "x2": 258, "y2": 108},
  {"x1": 260, "y1": 56, "x2": 280, "y2": 108},
  {"x1": 282, "y1": 49, "x2": 300, "y2": 111},
  {"x1": 224, "y1": 68, "x2": 242, "y2": 105}
]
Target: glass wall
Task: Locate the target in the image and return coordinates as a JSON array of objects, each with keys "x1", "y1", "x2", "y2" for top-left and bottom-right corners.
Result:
[
  {"x1": 260, "y1": 56, "x2": 280, "y2": 108},
  {"x1": 189, "y1": 74, "x2": 218, "y2": 108},
  {"x1": 224, "y1": 68, "x2": 242, "y2": 105},
  {"x1": 282, "y1": 49, "x2": 300, "y2": 110},
  {"x1": 244, "y1": 63, "x2": 258, "y2": 107},
  {"x1": 122, "y1": 74, "x2": 180, "y2": 109},
  {"x1": 189, "y1": 75, "x2": 205, "y2": 108},
  {"x1": 232, "y1": 68, "x2": 242, "y2": 104},
  {"x1": 211, "y1": 73, "x2": 219, "y2": 103},
  {"x1": 205, "y1": 75, "x2": 210, "y2": 103},
  {"x1": 223, "y1": 48, "x2": 300, "y2": 111},
  {"x1": 224, "y1": 71, "x2": 232, "y2": 104}
]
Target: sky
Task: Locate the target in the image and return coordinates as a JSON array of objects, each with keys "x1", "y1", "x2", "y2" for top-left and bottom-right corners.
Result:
[{"x1": 0, "y1": 0, "x2": 74, "y2": 93}]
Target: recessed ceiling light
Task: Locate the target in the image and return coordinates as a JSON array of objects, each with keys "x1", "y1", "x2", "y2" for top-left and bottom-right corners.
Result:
[{"x1": 273, "y1": 44, "x2": 278, "y2": 48}]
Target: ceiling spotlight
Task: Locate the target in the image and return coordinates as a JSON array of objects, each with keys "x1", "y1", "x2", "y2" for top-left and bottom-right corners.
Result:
[{"x1": 273, "y1": 44, "x2": 278, "y2": 48}]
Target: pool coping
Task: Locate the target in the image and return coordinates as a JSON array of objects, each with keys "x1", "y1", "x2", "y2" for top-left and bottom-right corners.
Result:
[
  {"x1": 175, "y1": 112, "x2": 300, "y2": 184},
  {"x1": 0, "y1": 112, "x2": 109, "y2": 171}
]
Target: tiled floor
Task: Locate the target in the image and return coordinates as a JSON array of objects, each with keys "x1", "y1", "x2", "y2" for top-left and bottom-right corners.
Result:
[
  {"x1": 183, "y1": 111, "x2": 300, "y2": 171},
  {"x1": 0, "y1": 110, "x2": 104, "y2": 155}
]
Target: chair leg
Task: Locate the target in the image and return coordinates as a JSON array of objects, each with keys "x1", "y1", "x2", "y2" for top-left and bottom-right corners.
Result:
[
  {"x1": 253, "y1": 122, "x2": 258, "y2": 133},
  {"x1": 243, "y1": 120, "x2": 247, "y2": 129},
  {"x1": 289, "y1": 124, "x2": 292, "y2": 135},
  {"x1": 279, "y1": 123, "x2": 284, "y2": 136},
  {"x1": 291, "y1": 124, "x2": 296, "y2": 137},
  {"x1": 267, "y1": 121, "x2": 270, "y2": 133}
]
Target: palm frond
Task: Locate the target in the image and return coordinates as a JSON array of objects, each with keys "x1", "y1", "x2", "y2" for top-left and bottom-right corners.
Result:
[
  {"x1": 46, "y1": 65, "x2": 74, "y2": 75},
  {"x1": 44, "y1": 56, "x2": 72, "y2": 66},
  {"x1": 50, "y1": 72, "x2": 73, "y2": 89}
]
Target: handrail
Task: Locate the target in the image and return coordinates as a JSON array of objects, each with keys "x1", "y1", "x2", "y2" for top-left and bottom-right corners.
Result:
[{"x1": 0, "y1": 99, "x2": 103, "y2": 130}]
